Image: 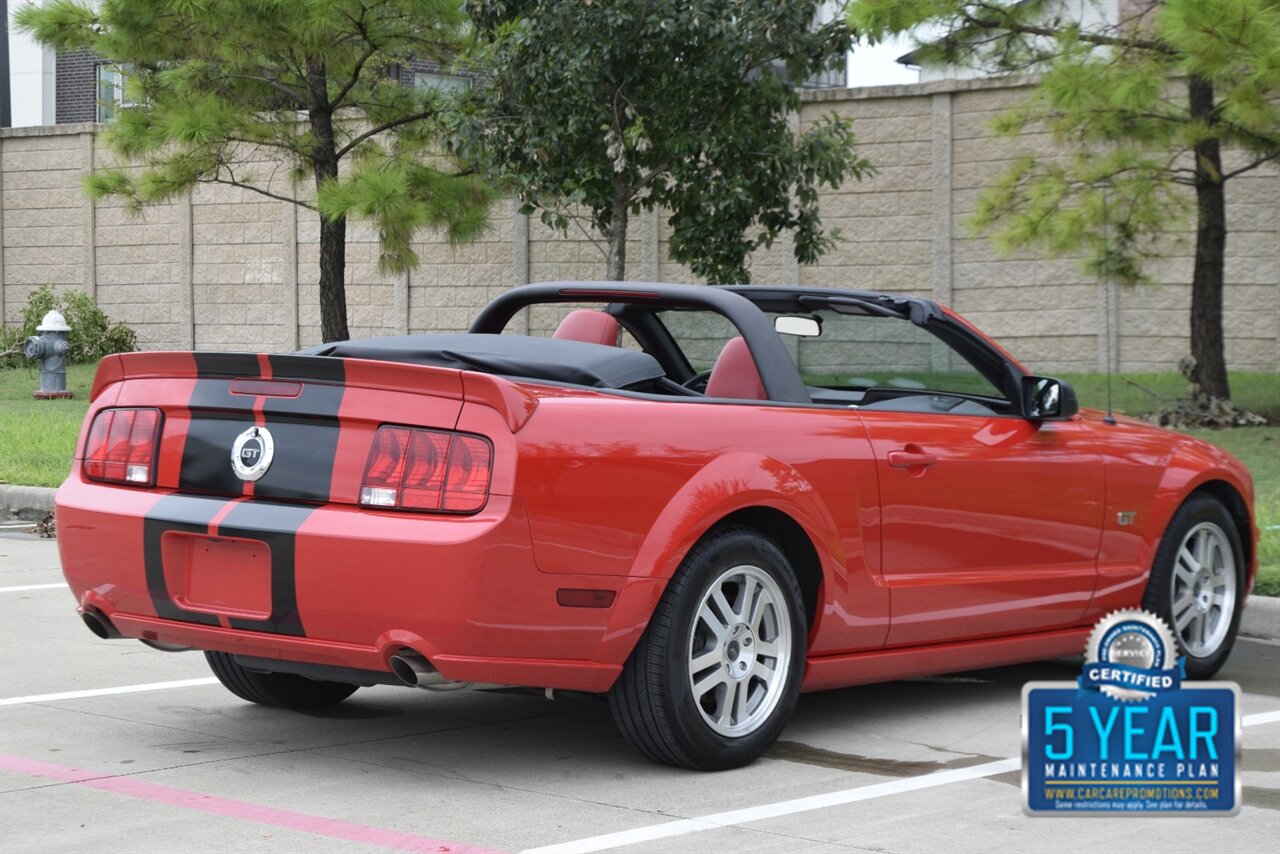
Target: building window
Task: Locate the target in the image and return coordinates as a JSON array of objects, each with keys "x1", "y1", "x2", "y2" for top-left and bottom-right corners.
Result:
[
  {"x1": 413, "y1": 71, "x2": 471, "y2": 93},
  {"x1": 96, "y1": 64, "x2": 137, "y2": 123}
]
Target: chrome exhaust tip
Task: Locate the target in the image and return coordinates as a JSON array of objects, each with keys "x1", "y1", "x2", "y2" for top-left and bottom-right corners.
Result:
[{"x1": 388, "y1": 651, "x2": 470, "y2": 691}]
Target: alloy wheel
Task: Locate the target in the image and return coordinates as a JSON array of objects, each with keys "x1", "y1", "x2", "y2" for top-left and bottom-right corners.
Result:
[
  {"x1": 687, "y1": 564, "x2": 793, "y2": 737},
  {"x1": 1170, "y1": 521, "x2": 1238, "y2": 658}
]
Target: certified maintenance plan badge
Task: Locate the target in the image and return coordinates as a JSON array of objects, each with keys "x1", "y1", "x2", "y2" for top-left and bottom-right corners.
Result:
[{"x1": 1023, "y1": 609, "x2": 1241, "y2": 815}]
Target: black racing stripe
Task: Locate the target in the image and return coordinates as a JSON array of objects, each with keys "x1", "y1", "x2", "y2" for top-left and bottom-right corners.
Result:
[
  {"x1": 143, "y1": 494, "x2": 226, "y2": 627},
  {"x1": 254, "y1": 357, "x2": 345, "y2": 503},
  {"x1": 217, "y1": 501, "x2": 317, "y2": 637},
  {"x1": 268, "y1": 354, "x2": 345, "y2": 384},
  {"x1": 142, "y1": 496, "x2": 315, "y2": 637},
  {"x1": 194, "y1": 353, "x2": 262, "y2": 378},
  {"x1": 179, "y1": 412, "x2": 255, "y2": 495},
  {"x1": 188, "y1": 381, "x2": 257, "y2": 411},
  {"x1": 181, "y1": 353, "x2": 260, "y2": 493},
  {"x1": 250, "y1": 417, "x2": 340, "y2": 502},
  {"x1": 190, "y1": 353, "x2": 260, "y2": 411}
]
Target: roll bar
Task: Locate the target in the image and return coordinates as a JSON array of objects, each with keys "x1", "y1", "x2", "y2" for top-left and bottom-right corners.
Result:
[{"x1": 468, "y1": 282, "x2": 812, "y2": 404}]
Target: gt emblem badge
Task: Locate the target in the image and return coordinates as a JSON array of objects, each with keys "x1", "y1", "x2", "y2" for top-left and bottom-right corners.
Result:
[{"x1": 231, "y1": 425, "x2": 274, "y2": 482}]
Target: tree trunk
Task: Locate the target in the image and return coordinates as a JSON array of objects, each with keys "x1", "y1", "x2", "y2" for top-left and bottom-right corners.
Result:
[
  {"x1": 605, "y1": 180, "x2": 628, "y2": 280},
  {"x1": 318, "y1": 215, "x2": 349, "y2": 342},
  {"x1": 1187, "y1": 76, "x2": 1230, "y2": 401},
  {"x1": 307, "y1": 60, "x2": 350, "y2": 342}
]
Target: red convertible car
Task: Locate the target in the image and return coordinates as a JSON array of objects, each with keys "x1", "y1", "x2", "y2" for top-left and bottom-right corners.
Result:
[{"x1": 56, "y1": 282, "x2": 1257, "y2": 769}]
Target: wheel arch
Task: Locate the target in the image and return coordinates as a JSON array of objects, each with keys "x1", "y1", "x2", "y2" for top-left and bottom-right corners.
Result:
[
  {"x1": 606, "y1": 452, "x2": 853, "y2": 669},
  {"x1": 1146, "y1": 437, "x2": 1254, "y2": 591},
  {"x1": 704, "y1": 506, "x2": 822, "y2": 633},
  {"x1": 1187, "y1": 479, "x2": 1256, "y2": 590}
]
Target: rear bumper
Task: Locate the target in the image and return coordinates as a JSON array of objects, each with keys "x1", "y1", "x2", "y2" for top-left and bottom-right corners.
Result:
[{"x1": 55, "y1": 475, "x2": 664, "y2": 693}]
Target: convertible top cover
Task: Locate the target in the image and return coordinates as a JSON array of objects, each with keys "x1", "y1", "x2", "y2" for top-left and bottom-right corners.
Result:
[{"x1": 300, "y1": 333, "x2": 664, "y2": 389}]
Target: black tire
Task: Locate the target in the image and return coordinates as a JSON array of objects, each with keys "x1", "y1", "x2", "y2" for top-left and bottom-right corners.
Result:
[
  {"x1": 205, "y1": 651, "x2": 359, "y2": 709},
  {"x1": 609, "y1": 526, "x2": 807, "y2": 770},
  {"x1": 1141, "y1": 493, "x2": 1245, "y2": 679}
]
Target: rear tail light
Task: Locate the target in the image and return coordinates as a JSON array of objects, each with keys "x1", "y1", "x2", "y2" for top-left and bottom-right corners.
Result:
[
  {"x1": 83, "y1": 408, "x2": 162, "y2": 486},
  {"x1": 360, "y1": 426, "x2": 493, "y2": 513}
]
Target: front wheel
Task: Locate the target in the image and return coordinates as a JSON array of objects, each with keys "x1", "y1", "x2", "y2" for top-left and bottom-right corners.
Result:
[
  {"x1": 609, "y1": 526, "x2": 806, "y2": 770},
  {"x1": 205, "y1": 651, "x2": 359, "y2": 710},
  {"x1": 1141, "y1": 494, "x2": 1245, "y2": 679}
]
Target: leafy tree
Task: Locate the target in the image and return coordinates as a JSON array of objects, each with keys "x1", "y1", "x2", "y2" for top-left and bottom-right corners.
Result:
[
  {"x1": 17, "y1": 0, "x2": 493, "y2": 343},
  {"x1": 458, "y1": 0, "x2": 872, "y2": 283},
  {"x1": 849, "y1": 0, "x2": 1280, "y2": 401}
]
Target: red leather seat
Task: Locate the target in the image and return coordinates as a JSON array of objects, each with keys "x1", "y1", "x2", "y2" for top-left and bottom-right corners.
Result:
[
  {"x1": 705, "y1": 336, "x2": 766, "y2": 400},
  {"x1": 553, "y1": 310, "x2": 620, "y2": 346}
]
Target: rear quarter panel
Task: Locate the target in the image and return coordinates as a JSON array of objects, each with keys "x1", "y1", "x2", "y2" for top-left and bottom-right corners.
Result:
[{"x1": 511, "y1": 391, "x2": 890, "y2": 654}]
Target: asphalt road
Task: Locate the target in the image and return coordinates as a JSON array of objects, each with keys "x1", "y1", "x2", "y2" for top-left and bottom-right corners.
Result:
[{"x1": 3, "y1": 531, "x2": 1278, "y2": 854}]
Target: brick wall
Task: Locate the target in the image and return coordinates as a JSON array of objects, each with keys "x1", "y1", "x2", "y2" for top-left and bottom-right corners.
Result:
[
  {"x1": 54, "y1": 50, "x2": 99, "y2": 125},
  {"x1": 2, "y1": 76, "x2": 1277, "y2": 375}
]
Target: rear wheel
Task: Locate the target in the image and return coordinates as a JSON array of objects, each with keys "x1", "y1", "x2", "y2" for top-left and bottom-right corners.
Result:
[
  {"x1": 609, "y1": 526, "x2": 806, "y2": 770},
  {"x1": 1141, "y1": 494, "x2": 1245, "y2": 679},
  {"x1": 205, "y1": 651, "x2": 359, "y2": 709}
]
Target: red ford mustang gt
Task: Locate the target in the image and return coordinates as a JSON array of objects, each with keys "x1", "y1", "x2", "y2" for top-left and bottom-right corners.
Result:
[{"x1": 56, "y1": 283, "x2": 1257, "y2": 769}]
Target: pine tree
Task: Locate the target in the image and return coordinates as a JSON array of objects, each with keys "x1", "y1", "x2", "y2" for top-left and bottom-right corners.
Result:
[
  {"x1": 849, "y1": 0, "x2": 1280, "y2": 401},
  {"x1": 17, "y1": 0, "x2": 492, "y2": 342}
]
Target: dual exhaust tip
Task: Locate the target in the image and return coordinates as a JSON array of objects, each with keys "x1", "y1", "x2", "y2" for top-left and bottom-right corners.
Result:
[{"x1": 81, "y1": 611, "x2": 467, "y2": 693}]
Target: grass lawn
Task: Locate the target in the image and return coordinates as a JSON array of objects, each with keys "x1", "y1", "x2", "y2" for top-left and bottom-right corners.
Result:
[
  {"x1": 1062, "y1": 371, "x2": 1280, "y2": 422},
  {"x1": 1, "y1": 364, "x2": 1276, "y2": 594},
  {"x1": 1180, "y1": 427, "x2": 1279, "y2": 596},
  {"x1": 0, "y1": 363, "x2": 94, "y2": 489}
]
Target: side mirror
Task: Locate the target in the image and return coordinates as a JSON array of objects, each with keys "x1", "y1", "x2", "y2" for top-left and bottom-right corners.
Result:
[{"x1": 1022, "y1": 376, "x2": 1078, "y2": 420}]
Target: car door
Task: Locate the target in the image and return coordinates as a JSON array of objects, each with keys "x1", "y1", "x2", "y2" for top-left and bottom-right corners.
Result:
[
  {"x1": 786, "y1": 304, "x2": 1106, "y2": 648},
  {"x1": 857, "y1": 408, "x2": 1105, "y2": 646}
]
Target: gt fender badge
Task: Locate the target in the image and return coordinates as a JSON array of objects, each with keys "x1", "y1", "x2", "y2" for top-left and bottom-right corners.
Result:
[{"x1": 231, "y1": 425, "x2": 274, "y2": 482}]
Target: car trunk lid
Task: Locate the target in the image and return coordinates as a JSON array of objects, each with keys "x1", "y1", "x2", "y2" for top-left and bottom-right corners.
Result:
[{"x1": 93, "y1": 352, "x2": 481, "y2": 506}]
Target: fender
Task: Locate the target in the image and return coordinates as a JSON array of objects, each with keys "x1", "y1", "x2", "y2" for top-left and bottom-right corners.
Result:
[
  {"x1": 1142, "y1": 439, "x2": 1258, "y2": 588},
  {"x1": 1090, "y1": 434, "x2": 1258, "y2": 619}
]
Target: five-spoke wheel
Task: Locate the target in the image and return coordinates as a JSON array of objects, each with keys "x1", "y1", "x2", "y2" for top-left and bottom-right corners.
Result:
[
  {"x1": 609, "y1": 526, "x2": 806, "y2": 770},
  {"x1": 687, "y1": 565, "x2": 793, "y2": 737},
  {"x1": 1143, "y1": 494, "x2": 1245, "y2": 679},
  {"x1": 1169, "y1": 521, "x2": 1238, "y2": 659}
]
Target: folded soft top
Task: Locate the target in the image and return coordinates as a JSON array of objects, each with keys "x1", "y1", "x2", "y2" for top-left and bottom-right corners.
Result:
[{"x1": 299, "y1": 333, "x2": 664, "y2": 389}]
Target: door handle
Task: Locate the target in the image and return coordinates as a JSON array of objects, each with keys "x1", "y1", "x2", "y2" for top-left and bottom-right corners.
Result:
[{"x1": 887, "y1": 448, "x2": 937, "y2": 469}]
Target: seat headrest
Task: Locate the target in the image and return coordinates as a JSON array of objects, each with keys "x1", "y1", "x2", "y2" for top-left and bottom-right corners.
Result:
[
  {"x1": 705, "y1": 336, "x2": 766, "y2": 401},
  {"x1": 553, "y1": 310, "x2": 620, "y2": 346}
]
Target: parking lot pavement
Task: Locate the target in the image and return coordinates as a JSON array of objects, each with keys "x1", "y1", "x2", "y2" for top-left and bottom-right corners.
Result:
[{"x1": 3, "y1": 531, "x2": 1278, "y2": 854}]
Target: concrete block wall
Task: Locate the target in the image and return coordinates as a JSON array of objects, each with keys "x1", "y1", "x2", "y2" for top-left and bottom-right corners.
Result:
[
  {"x1": 1, "y1": 75, "x2": 1277, "y2": 377},
  {"x1": 1, "y1": 131, "x2": 87, "y2": 307}
]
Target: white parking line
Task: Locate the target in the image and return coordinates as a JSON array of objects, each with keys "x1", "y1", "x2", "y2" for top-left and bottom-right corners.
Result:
[
  {"x1": 1245, "y1": 710, "x2": 1280, "y2": 727},
  {"x1": 0, "y1": 582, "x2": 69, "y2": 593},
  {"x1": 0, "y1": 678, "x2": 220, "y2": 707},
  {"x1": 525, "y1": 709, "x2": 1280, "y2": 854},
  {"x1": 522, "y1": 758, "x2": 1020, "y2": 854}
]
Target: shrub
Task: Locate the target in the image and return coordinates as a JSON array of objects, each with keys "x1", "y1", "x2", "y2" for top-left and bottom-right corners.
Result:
[{"x1": 1, "y1": 286, "x2": 138, "y2": 367}]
